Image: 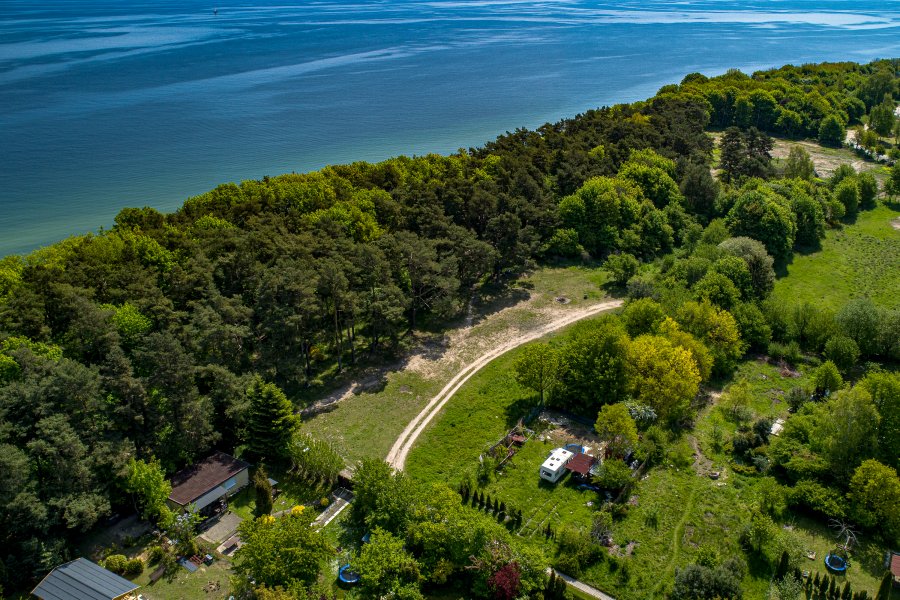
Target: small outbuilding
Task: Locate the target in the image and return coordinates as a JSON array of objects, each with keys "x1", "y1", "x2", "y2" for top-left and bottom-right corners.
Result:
[
  {"x1": 888, "y1": 550, "x2": 900, "y2": 586},
  {"x1": 32, "y1": 557, "x2": 139, "y2": 600},
  {"x1": 565, "y1": 453, "x2": 599, "y2": 479},
  {"x1": 168, "y1": 451, "x2": 250, "y2": 514},
  {"x1": 540, "y1": 448, "x2": 574, "y2": 483}
]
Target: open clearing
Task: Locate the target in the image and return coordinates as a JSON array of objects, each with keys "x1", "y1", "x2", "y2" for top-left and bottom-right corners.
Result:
[{"x1": 773, "y1": 203, "x2": 900, "y2": 310}]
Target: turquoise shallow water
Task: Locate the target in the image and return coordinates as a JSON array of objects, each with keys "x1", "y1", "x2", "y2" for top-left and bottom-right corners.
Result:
[{"x1": 1, "y1": 0, "x2": 899, "y2": 256}]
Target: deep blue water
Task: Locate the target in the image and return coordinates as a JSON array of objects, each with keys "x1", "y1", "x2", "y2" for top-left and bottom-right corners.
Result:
[{"x1": 2, "y1": 0, "x2": 899, "y2": 256}]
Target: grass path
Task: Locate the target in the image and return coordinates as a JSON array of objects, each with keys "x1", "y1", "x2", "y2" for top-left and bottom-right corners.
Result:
[
  {"x1": 652, "y1": 486, "x2": 699, "y2": 597},
  {"x1": 386, "y1": 298, "x2": 624, "y2": 469}
]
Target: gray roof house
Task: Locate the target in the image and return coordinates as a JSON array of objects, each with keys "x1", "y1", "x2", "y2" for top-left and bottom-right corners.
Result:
[{"x1": 32, "y1": 557, "x2": 139, "y2": 600}]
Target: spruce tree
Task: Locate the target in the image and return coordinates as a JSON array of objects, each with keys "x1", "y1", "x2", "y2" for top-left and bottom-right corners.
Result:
[
  {"x1": 246, "y1": 376, "x2": 300, "y2": 461},
  {"x1": 842, "y1": 581, "x2": 853, "y2": 600},
  {"x1": 828, "y1": 576, "x2": 836, "y2": 598},
  {"x1": 493, "y1": 498, "x2": 500, "y2": 513},
  {"x1": 500, "y1": 501, "x2": 507, "y2": 514},
  {"x1": 252, "y1": 466, "x2": 274, "y2": 518}
]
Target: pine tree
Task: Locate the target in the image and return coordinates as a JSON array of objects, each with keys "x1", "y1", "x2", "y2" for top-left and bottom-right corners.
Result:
[
  {"x1": 493, "y1": 498, "x2": 500, "y2": 513},
  {"x1": 246, "y1": 376, "x2": 300, "y2": 461},
  {"x1": 499, "y1": 501, "x2": 507, "y2": 514},
  {"x1": 842, "y1": 581, "x2": 853, "y2": 600},
  {"x1": 252, "y1": 465, "x2": 273, "y2": 518},
  {"x1": 876, "y1": 571, "x2": 893, "y2": 600},
  {"x1": 828, "y1": 576, "x2": 836, "y2": 599}
]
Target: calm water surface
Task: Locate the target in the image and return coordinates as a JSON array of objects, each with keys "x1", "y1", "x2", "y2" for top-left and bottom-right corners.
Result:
[{"x1": 2, "y1": 0, "x2": 899, "y2": 255}]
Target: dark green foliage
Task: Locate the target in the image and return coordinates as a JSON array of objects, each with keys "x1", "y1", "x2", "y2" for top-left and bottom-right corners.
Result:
[
  {"x1": 818, "y1": 114, "x2": 846, "y2": 147},
  {"x1": 246, "y1": 377, "x2": 300, "y2": 462},
  {"x1": 876, "y1": 571, "x2": 893, "y2": 600},
  {"x1": 253, "y1": 466, "x2": 274, "y2": 518},
  {"x1": 824, "y1": 335, "x2": 860, "y2": 372},
  {"x1": 775, "y1": 550, "x2": 790, "y2": 581},
  {"x1": 606, "y1": 253, "x2": 640, "y2": 286},
  {"x1": 726, "y1": 188, "x2": 797, "y2": 262},
  {"x1": 718, "y1": 127, "x2": 775, "y2": 183},
  {"x1": 671, "y1": 558, "x2": 745, "y2": 599},
  {"x1": 553, "y1": 319, "x2": 630, "y2": 415},
  {"x1": 0, "y1": 58, "x2": 896, "y2": 593}
]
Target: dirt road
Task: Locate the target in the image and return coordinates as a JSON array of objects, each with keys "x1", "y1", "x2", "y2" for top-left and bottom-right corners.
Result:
[{"x1": 385, "y1": 298, "x2": 624, "y2": 470}]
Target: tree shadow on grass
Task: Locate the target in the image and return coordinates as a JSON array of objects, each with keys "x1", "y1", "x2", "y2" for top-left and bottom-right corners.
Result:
[{"x1": 503, "y1": 395, "x2": 539, "y2": 427}]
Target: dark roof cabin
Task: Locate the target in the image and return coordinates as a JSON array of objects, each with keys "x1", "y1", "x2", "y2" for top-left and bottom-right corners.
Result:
[
  {"x1": 565, "y1": 453, "x2": 598, "y2": 478},
  {"x1": 168, "y1": 451, "x2": 250, "y2": 511},
  {"x1": 32, "y1": 558, "x2": 138, "y2": 600}
]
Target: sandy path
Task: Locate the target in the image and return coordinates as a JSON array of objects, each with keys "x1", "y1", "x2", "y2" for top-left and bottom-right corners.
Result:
[{"x1": 385, "y1": 298, "x2": 624, "y2": 469}]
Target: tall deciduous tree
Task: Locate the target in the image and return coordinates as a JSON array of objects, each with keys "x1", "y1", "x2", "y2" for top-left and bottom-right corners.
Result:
[
  {"x1": 124, "y1": 457, "x2": 171, "y2": 523},
  {"x1": 594, "y1": 403, "x2": 638, "y2": 457},
  {"x1": 235, "y1": 508, "x2": 331, "y2": 589},
  {"x1": 246, "y1": 377, "x2": 300, "y2": 462},
  {"x1": 513, "y1": 343, "x2": 559, "y2": 406},
  {"x1": 355, "y1": 528, "x2": 422, "y2": 598},
  {"x1": 848, "y1": 459, "x2": 900, "y2": 542},
  {"x1": 626, "y1": 335, "x2": 701, "y2": 422}
]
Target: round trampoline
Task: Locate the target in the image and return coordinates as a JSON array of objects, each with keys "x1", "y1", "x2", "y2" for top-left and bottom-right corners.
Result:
[
  {"x1": 338, "y1": 564, "x2": 361, "y2": 584},
  {"x1": 564, "y1": 443, "x2": 585, "y2": 454},
  {"x1": 824, "y1": 553, "x2": 847, "y2": 573}
]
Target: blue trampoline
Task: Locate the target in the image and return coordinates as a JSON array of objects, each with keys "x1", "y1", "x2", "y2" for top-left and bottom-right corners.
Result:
[
  {"x1": 564, "y1": 443, "x2": 585, "y2": 454},
  {"x1": 824, "y1": 554, "x2": 847, "y2": 573},
  {"x1": 339, "y1": 564, "x2": 361, "y2": 584}
]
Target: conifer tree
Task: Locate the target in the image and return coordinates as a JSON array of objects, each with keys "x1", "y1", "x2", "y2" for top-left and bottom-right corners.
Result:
[
  {"x1": 246, "y1": 376, "x2": 300, "y2": 461},
  {"x1": 843, "y1": 581, "x2": 853, "y2": 600},
  {"x1": 876, "y1": 571, "x2": 893, "y2": 600},
  {"x1": 775, "y1": 550, "x2": 790, "y2": 580},
  {"x1": 253, "y1": 466, "x2": 273, "y2": 518}
]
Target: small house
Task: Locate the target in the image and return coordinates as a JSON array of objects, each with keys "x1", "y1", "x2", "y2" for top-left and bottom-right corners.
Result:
[
  {"x1": 168, "y1": 451, "x2": 250, "y2": 515},
  {"x1": 32, "y1": 557, "x2": 139, "y2": 600},
  {"x1": 540, "y1": 448, "x2": 574, "y2": 483}
]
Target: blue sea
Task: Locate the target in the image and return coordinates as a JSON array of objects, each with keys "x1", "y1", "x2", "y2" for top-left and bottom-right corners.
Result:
[{"x1": 1, "y1": 0, "x2": 899, "y2": 256}]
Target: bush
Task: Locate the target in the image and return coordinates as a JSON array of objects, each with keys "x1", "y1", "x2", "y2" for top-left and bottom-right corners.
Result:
[
  {"x1": 768, "y1": 340, "x2": 801, "y2": 365},
  {"x1": 606, "y1": 253, "x2": 640, "y2": 286},
  {"x1": 824, "y1": 335, "x2": 860, "y2": 372},
  {"x1": 786, "y1": 387, "x2": 810, "y2": 412},
  {"x1": 786, "y1": 480, "x2": 847, "y2": 519},
  {"x1": 147, "y1": 546, "x2": 165, "y2": 565},
  {"x1": 124, "y1": 558, "x2": 143, "y2": 577},
  {"x1": 103, "y1": 554, "x2": 128, "y2": 574}
]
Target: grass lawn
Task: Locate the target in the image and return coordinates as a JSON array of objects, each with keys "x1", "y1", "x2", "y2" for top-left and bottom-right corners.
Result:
[
  {"x1": 773, "y1": 203, "x2": 900, "y2": 311},
  {"x1": 228, "y1": 470, "x2": 332, "y2": 522},
  {"x1": 135, "y1": 558, "x2": 233, "y2": 600},
  {"x1": 403, "y1": 346, "x2": 534, "y2": 485},
  {"x1": 301, "y1": 265, "x2": 610, "y2": 467},
  {"x1": 488, "y1": 438, "x2": 601, "y2": 539}
]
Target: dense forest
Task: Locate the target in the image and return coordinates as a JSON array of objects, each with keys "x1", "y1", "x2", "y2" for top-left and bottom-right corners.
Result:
[{"x1": 0, "y1": 59, "x2": 899, "y2": 595}]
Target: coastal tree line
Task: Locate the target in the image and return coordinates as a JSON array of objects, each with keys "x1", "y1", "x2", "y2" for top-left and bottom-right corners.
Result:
[{"x1": 0, "y1": 59, "x2": 897, "y2": 593}]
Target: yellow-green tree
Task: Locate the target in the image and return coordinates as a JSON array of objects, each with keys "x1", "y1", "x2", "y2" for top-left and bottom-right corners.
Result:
[
  {"x1": 594, "y1": 403, "x2": 638, "y2": 457},
  {"x1": 848, "y1": 459, "x2": 900, "y2": 542},
  {"x1": 626, "y1": 335, "x2": 701, "y2": 422}
]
